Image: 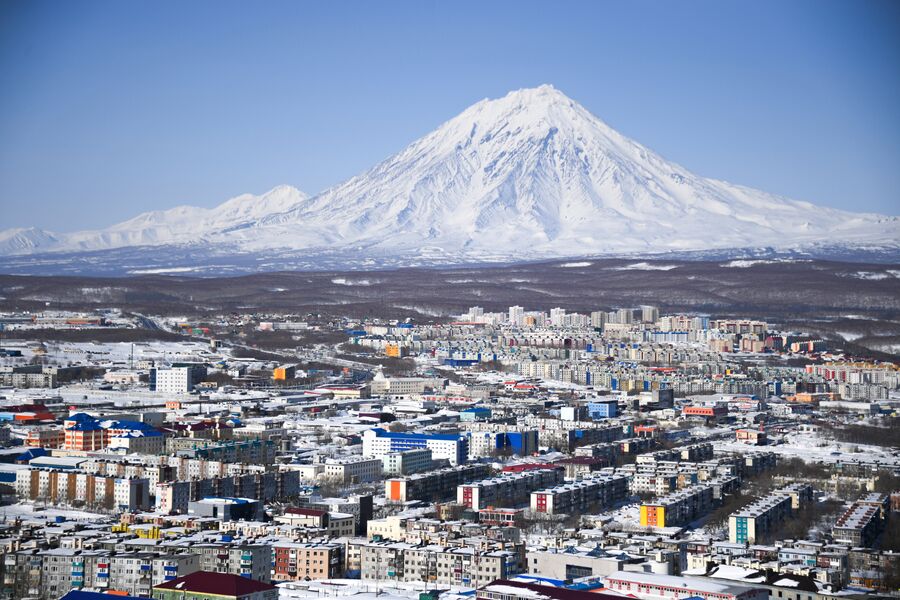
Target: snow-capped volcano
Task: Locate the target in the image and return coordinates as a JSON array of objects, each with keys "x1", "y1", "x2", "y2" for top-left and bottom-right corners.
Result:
[{"x1": 1, "y1": 85, "x2": 897, "y2": 267}]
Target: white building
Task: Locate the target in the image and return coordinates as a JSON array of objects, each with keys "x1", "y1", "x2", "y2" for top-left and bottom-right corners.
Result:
[
  {"x1": 150, "y1": 365, "x2": 205, "y2": 394},
  {"x1": 363, "y1": 428, "x2": 468, "y2": 466},
  {"x1": 382, "y1": 448, "x2": 432, "y2": 476},
  {"x1": 549, "y1": 307, "x2": 566, "y2": 326},
  {"x1": 323, "y1": 457, "x2": 382, "y2": 483}
]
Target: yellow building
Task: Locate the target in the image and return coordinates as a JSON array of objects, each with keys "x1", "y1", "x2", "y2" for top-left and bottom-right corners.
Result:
[{"x1": 640, "y1": 504, "x2": 666, "y2": 528}]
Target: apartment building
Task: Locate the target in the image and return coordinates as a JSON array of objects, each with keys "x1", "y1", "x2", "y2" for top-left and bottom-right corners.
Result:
[
  {"x1": 729, "y1": 493, "x2": 793, "y2": 543},
  {"x1": 464, "y1": 428, "x2": 539, "y2": 459},
  {"x1": 191, "y1": 543, "x2": 271, "y2": 582},
  {"x1": 776, "y1": 483, "x2": 814, "y2": 510},
  {"x1": 363, "y1": 428, "x2": 468, "y2": 466},
  {"x1": 381, "y1": 448, "x2": 433, "y2": 476},
  {"x1": 640, "y1": 484, "x2": 714, "y2": 528},
  {"x1": 271, "y1": 541, "x2": 344, "y2": 581},
  {"x1": 323, "y1": 457, "x2": 382, "y2": 483},
  {"x1": 24, "y1": 427, "x2": 63, "y2": 448},
  {"x1": 166, "y1": 438, "x2": 276, "y2": 464},
  {"x1": 630, "y1": 471, "x2": 678, "y2": 495},
  {"x1": 15, "y1": 468, "x2": 150, "y2": 511},
  {"x1": 84, "y1": 455, "x2": 265, "y2": 488},
  {"x1": 155, "y1": 470, "x2": 300, "y2": 514},
  {"x1": 150, "y1": 365, "x2": 207, "y2": 394},
  {"x1": 275, "y1": 507, "x2": 355, "y2": 537},
  {"x1": 368, "y1": 371, "x2": 442, "y2": 396},
  {"x1": 359, "y1": 542, "x2": 523, "y2": 587},
  {"x1": 833, "y1": 501, "x2": 884, "y2": 547},
  {"x1": 39, "y1": 549, "x2": 199, "y2": 600},
  {"x1": 530, "y1": 474, "x2": 628, "y2": 515},
  {"x1": 522, "y1": 417, "x2": 624, "y2": 451},
  {"x1": 458, "y1": 468, "x2": 564, "y2": 510}
]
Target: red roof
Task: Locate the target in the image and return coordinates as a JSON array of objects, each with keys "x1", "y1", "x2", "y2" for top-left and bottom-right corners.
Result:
[{"x1": 154, "y1": 571, "x2": 274, "y2": 596}]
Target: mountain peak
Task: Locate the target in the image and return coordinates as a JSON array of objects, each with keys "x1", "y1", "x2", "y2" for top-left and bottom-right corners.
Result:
[
  {"x1": 503, "y1": 83, "x2": 563, "y2": 100},
  {"x1": 0, "y1": 86, "x2": 896, "y2": 265}
]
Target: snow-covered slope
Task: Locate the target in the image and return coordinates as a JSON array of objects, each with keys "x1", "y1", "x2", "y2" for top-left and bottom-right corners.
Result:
[
  {"x1": 0, "y1": 228, "x2": 61, "y2": 255},
  {"x1": 5, "y1": 185, "x2": 310, "y2": 255},
  {"x1": 1, "y1": 85, "x2": 897, "y2": 263}
]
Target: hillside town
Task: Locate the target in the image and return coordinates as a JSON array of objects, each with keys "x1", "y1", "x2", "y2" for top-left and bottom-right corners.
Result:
[{"x1": 0, "y1": 304, "x2": 898, "y2": 600}]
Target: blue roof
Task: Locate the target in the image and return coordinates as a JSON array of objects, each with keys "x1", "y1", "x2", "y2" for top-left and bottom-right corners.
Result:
[
  {"x1": 16, "y1": 448, "x2": 48, "y2": 461},
  {"x1": 67, "y1": 421, "x2": 102, "y2": 431},
  {"x1": 66, "y1": 413, "x2": 96, "y2": 423},
  {"x1": 114, "y1": 430, "x2": 162, "y2": 438},
  {"x1": 461, "y1": 407, "x2": 491, "y2": 413},
  {"x1": 371, "y1": 428, "x2": 462, "y2": 441},
  {"x1": 106, "y1": 420, "x2": 158, "y2": 431},
  {"x1": 59, "y1": 591, "x2": 143, "y2": 600}
]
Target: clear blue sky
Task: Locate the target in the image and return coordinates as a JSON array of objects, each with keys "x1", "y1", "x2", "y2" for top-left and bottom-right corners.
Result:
[{"x1": 1, "y1": 0, "x2": 898, "y2": 231}]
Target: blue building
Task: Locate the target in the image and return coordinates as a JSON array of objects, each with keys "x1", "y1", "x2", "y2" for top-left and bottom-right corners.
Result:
[
  {"x1": 460, "y1": 407, "x2": 492, "y2": 422},
  {"x1": 586, "y1": 399, "x2": 618, "y2": 419},
  {"x1": 364, "y1": 428, "x2": 469, "y2": 465}
]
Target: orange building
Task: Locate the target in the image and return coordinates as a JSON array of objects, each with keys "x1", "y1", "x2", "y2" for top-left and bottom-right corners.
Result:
[
  {"x1": 273, "y1": 365, "x2": 296, "y2": 380},
  {"x1": 64, "y1": 425, "x2": 107, "y2": 451},
  {"x1": 683, "y1": 405, "x2": 728, "y2": 418},
  {"x1": 736, "y1": 428, "x2": 767, "y2": 445},
  {"x1": 789, "y1": 392, "x2": 838, "y2": 404},
  {"x1": 384, "y1": 344, "x2": 408, "y2": 358}
]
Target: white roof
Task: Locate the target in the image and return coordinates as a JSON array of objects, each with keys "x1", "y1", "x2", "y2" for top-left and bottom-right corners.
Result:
[{"x1": 607, "y1": 571, "x2": 757, "y2": 594}]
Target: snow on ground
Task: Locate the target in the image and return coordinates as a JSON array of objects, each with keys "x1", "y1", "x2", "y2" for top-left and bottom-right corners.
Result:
[
  {"x1": 0, "y1": 502, "x2": 113, "y2": 525},
  {"x1": 714, "y1": 431, "x2": 900, "y2": 468},
  {"x1": 606, "y1": 502, "x2": 641, "y2": 528},
  {"x1": 3, "y1": 339, "x2": 231, "y2": 366},
  {"x1": 839, "y1": 271, "x2": 899, "y2": 280},
  {"x1": 560, "y1": 261, "x2": 592, "y2": 268},
  {"x1": 721, "y1": 259, "x2": 807, "y2": 268},
  {"x1": 127, "y1": 266, "x2": 202, "y2": 274},
  {"x1": 835, "y1": 331, "x2": 865, "y2": 341},
  {"x1": 613, "y1": 262, "x2": 679, "y2": 271},
  {"x1": 722, "y1": 259, "x2": 776, "y2": 268}
]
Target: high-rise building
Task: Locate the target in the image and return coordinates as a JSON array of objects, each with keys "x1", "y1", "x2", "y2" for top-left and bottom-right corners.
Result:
[
  {"x1": 150, "y1": 366, "x2": 207, "y2": 394},
  {"x1": 549, "y1": 308, "x2": 566, "y2": 326},
  {"x1": 509, "y1": 305, "x2": 525, "y2": 326},
  {"x1": 641, "y1": 305, "x2": 659, "y2": 323},
  {"x1": 616, "y1": 308, "x2": 633, "y2": 324},
  {"x1": 590, "y1": 311, "x2": 606, "y2": 328}
]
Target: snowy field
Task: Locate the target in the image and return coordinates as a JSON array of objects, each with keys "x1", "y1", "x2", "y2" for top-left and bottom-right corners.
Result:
[
  {"x1": 0, "y1": 502, "x2": 113, "y2": 525},
  {"x1": 714, "y1": 431, "x2": 900, "y2": 468}
]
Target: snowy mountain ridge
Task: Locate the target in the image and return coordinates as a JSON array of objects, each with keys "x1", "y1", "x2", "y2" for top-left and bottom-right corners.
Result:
[{"x1": 1, "y1": 85, "x2": 897, "y2": 264}]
